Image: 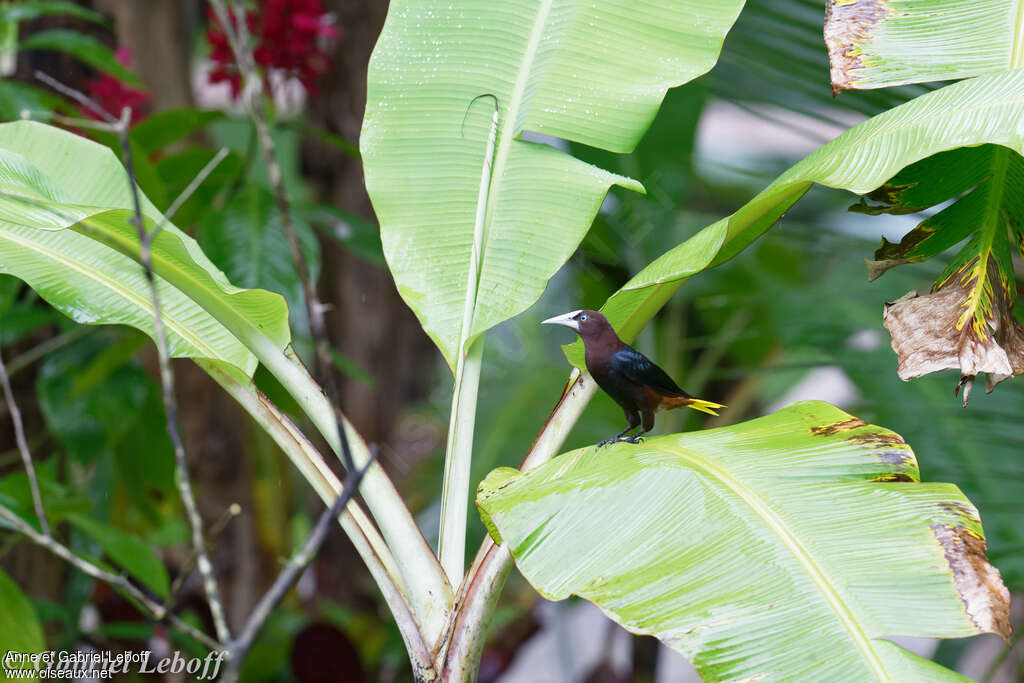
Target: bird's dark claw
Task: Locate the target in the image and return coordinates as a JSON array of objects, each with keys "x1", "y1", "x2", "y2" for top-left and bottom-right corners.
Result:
[{"x1": 596, "y1": 434, "x2": 645, "y2": 449}]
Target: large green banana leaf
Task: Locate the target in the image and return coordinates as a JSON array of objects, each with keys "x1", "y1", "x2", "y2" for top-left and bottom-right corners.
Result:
[
  {"x1": 824, "y1": 0, "x2": 1024, "y2": 91},
  {"x1": 565, "y1": 67, "x2": 1024, "y2": 388},
  {"x1": 361, "y1": 0, "x2": 746, "y2": 370},
  {"x1": 477, "y1": 401, "x2": 1010, "y2": 681},
  {"x1": 0, "y1": 121, "x2": 290, "y2": 376}
]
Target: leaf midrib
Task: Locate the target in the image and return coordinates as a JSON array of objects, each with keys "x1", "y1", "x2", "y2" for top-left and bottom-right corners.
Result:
[
  {"x1": 464, "y1": 0, "x2": 555, "y2": 343},
  {"x1": 1012, "y1": 0, "x2": 1024, "y2": 69},
  {"x1": 953, "y1": 147, "x2": 1008, "y2": 336},
  {"x1": 660, "y1": 442, "x2": 891, "y2": 681}
]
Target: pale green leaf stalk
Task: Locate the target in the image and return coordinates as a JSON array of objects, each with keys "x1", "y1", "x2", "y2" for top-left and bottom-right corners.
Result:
[
  {"x1": 440, "y1": 335, "x2": 484, "y2": 585},
  {"x1": 439, "y1": 97, "x2": 498, "y2": 586},
  {"x1": 198, "y1": 359, "x2": 437, "y2": 677}
]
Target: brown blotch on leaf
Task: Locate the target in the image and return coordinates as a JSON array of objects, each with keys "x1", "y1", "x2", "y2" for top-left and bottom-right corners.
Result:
[
  {"x1": 809, "y1": 418, "x2": 866, "y2": 436},
  {"x1": 848, "y1": 433, "x2": 914, "y2": 469},
  {"x1": 930, "y1": 524, "x2": 1012, "y2": 640},
  {"x1": 873, "y1": 449, "x2": 914, "y2": 467},
  {"x1": 870, "y1": 473, "x2": 915, "y2": 483},
  {"x1": 937, "y1": 500, "x2": 979, "y2": 522},
  {"x1": 848, "y1": 432, "x2": 905, "y2": 447},
  {"x1": 824, "y1": 0, "x2": 891, "y2": 94}
]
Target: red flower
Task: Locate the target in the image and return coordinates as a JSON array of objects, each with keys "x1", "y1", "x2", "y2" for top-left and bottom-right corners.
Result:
[
  {"x1": 206, "y1": 0, "x2": 339, "y2": 99},
  {"x1": 85, "y1": 46, "x2": 149, "y2": 124}
]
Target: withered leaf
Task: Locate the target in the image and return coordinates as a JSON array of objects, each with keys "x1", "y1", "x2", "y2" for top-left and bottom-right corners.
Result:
[
  {"x1": 864, "y1": 145, "x2": 1024, "y2": 401},
  {"x1": 884, "y1": 280, "x2": 1024, "y2": 405}
]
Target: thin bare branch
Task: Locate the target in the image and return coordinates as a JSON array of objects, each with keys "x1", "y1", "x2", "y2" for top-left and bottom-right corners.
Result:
[
  {"x1": 114, "y1": 103, "x2": 231, "y2": 644},
  {"x1": 0, "y1": 503, "x2": 222, "y2": 652},
  {"x1": 6, "y1": 326, "x2": 91, "y2": 378},
  {"x1": 20, "y1": 109, "x2": 124, "y2": 133},
  {"x1": 34, "y1": 70, "x2": 117, "y2": 124},
  {"x1": 222, "y1": 447, "x2": 380, "y2": 681},
  {"x1": 151, "y1": 147, "x2": 231, "y2": 239},
  {"x1": 0, "y1": 350, "x2": 48, "y2": 536}
]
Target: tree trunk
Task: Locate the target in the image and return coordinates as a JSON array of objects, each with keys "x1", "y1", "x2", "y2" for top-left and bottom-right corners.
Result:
[{"x1": 101, "y1": 0, "x2": 196, "y2": 112}]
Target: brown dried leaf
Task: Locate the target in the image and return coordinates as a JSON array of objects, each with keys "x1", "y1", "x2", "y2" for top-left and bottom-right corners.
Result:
[{"x1": 882, "y1": 284, "x2": 1024, "y2": 403}]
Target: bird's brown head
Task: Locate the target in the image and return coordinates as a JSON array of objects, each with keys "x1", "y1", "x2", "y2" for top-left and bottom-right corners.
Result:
[{"x1": 541, "y1": 309, "x2": 618, "y2": 344}]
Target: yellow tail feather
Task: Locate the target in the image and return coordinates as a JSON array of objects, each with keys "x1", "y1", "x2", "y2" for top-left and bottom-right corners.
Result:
[
  {"x1": 659, "y1": 396, "x2": 726, "y2": 416},
  {"x1": 686, "y1": 398, "x2": 726, "y2": 416}
]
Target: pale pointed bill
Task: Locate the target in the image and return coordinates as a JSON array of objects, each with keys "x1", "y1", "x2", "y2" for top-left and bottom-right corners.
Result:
[{"x1": 542, "y1": 310, "x2": 583, "y2": 331}]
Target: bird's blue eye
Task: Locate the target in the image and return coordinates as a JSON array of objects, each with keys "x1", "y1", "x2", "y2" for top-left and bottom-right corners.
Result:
[{"x1": 580, "y1": 314, "x2": 588, "y2": 321}]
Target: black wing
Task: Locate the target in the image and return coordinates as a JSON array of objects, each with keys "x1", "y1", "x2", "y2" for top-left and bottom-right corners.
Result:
[{"x1": 609, "y1": 346, "x2": 691, "y2": 398}]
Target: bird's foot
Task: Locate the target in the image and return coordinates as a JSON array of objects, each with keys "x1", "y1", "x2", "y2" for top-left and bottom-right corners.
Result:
[{"x1": 596, "y1": 435, "x2": 644, "y2": 448}]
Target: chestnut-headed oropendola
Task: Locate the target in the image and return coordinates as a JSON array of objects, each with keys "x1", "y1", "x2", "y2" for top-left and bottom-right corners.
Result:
[{"x1": 543, "y1": 309, "x2": 725, "y2": 447}]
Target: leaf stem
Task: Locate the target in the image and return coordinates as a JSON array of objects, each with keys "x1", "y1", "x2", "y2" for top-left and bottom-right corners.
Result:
[
  {"x1": 197, "y1": 359, "x2": 437, "y2": 672},
  {"x1": 439, "y1": 335, "x2": 484, "y2": 585},
  {"x1": 439, "y1": 94, "x2": 500, "y2": 586}
]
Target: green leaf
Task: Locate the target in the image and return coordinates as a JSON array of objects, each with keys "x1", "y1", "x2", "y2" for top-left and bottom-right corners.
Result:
[
  {"x1": 0, "y1": 567, "x2": 45, "y2": 674},
  {"x1": 131, "y1": 109, "x2": 225, "y2": 156},
  {"x1": 66, "y1": 513, "x2": 170, "y2": 598},
  {"x1": 566, "y1": 67, "x2": 1024, "y2": 367},
  {"x1": 36, "y1": 333, "x2": 175, "y2": 476},
  {"x1": 824, "y1": 0, "x2": 1024, "y2": 91},
  {"x1": 0, "y1": 1, "x2": 106, "y2": 24},
  {"x1": 0, "y1": 273, "x2": 19, "y2": 314},
  {"x1": 362, "y1": 0, "x2": 745, "y2": 370},
  {"x1": 0, "y1": 462, "x2": 88, "y2": 528},
  {"x1": 477, "y1": 401, "x2": 1010, "y2": 681},
  {"x1": 0, "y1": 80, "x2": 64, "y2": 121},
  {"x1": 295, "y1": 122, "x2": 360, "y2": 159},
  {"x1": 0, "y1": 122, "x2": 451, "y2": 645},
  {"x1": 19, "y1": 30, "x2": 141, "y2": 87},
  {"x1": 0, "y1": 296, "x2": 62, "y2": 346},
  {"x1": 1, "y1": 19, "x2": 17, "y2": 78},
  {"x1": 858, "y1": 144, "x2": 1022, "y2": 285},
  {"x1": 0, "y1": 120, "x2": 291, "y2": 376}
]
